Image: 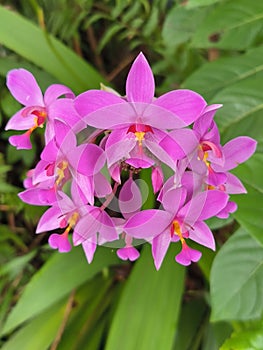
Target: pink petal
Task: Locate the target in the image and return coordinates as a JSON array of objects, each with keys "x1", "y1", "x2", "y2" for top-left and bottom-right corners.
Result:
[
  {"x1": 40, "y1": 138, "x2": 58, "y2": 162},
  {"x1": 72, "y1": 174, "x2": 94, "y2": 205},
  {"x1": 109, "y1": 164, "x2": 121, "y2": 183},
  {"x1": 47, "y1": 98, "x2": 85, "y2": 131},
  {"x1": 124, "y1": 209, "x2": 172, "y2": 239},
  {"x1": 119, "y1": 179, "x2": 142, "y2": 219},
  {"x1": 142, "y1": 103, "x2": 187, "y2": 129},
  {"x1": 74, "y1": 89, "x2": 125, "y2": 123},
  {"x1": 97, "y1": 211, "x2": 119, "y2": 243},
  {"x1": 86, "y1": 102, "x2": 138, "y2": 129},
  {"x1": 48, "y1": 233, "x2": 71, "y2": 253},
  {"x1": 7, "y1": 68, "x2": 43, "y2": 106},
  {"x1": 207, "y1": 169, "x2": 227, "y2": 186},
  {"x1": 94, "y1": 173, "x2": 112, "y2": 198},
  {"x1": 105, "y1": 128, "x2": 136, "y2": 167},
  {"x1": 161, "y1": 186, "x2": 187, "y2": 215},
  {"x1": 151, "y1": 166, "x2": 164, "y2": 194},
  {"x1": 19, "y1": 187, "x2": 58, "y2": 206},
  {"x1": 73, "y1": 208, "x2": 101, "y2": 244},
  {"x1": 117, "y1": 246, "x2": 140, "y2": 261},
  {"x1": 5, "y1": 108, "x2": 35, "y2": 131},
  {"x1": 126, "y1": 52, "x2": 155, "y2": 103},
  {"x1": 216, "y1": 201, "x2": 237, "y2": 219},
  {"x1": 152, "y1": 231, "x2": 171, "y2": 270},
  {"x1": 189, "y1": 221, "x2": 215, "y2": 250},
  {"x1": 71, "y1": 143, "x2": 106, "y2": 176},
  {"x1": 175, "y1": 243, "x2": 202, "y2": 266},
  {"x1": 144, "y1": 136, "x2": 177, "y2": 171},
  {"x1": 193, "y1": 104, "x2": 222, "y2": 138},
  {"x1": 159, "y1": 128, "x2": 199, "y2": 161},
  {"x1": 36, "y1": 206, "x2": 63, "y2": 233},
  {"x1": 179, "y1": 190, "x2": 229, "y2": 224},
  {"x1": 9, "y1": 132, "x2": 32, "y2": 150},
  {"x1": 225, "y1": 173, "x2": 247, "y2": 194},
  {"x1": 53, "y1": 120, "x2": 77, "y2": 150},
  {"x1": 81, "y1": 236, "x2": 97, "y2": 263},
  {"x1": 125, "y1": 156, "x2": 154, "y2": 169},
  {"x1": 216, "y1": 136, "x2": 257, "y2": 171},
  {"x1": 44, "y1": 84, "x2": 75, "y2": 105},
  {"x1": 152, "y1": 89, "x2": 206, "y2": 126}
]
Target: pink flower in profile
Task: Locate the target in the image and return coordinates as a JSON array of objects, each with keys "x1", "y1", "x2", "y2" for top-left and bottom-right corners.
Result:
[
  {"x1": 75, "y1": 53, "x2": 205, "y2": 175},
  {"x1": 124, "y1": 185, "x2": 229, "y2": 269},
  {"x1": 5, "y1": 68, "x2": 75, "y2": 149}
]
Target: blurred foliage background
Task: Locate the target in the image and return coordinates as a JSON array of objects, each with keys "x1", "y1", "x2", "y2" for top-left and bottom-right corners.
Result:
[{"x1": 0, "y1": 0, "x2": 263, "y2": 349}]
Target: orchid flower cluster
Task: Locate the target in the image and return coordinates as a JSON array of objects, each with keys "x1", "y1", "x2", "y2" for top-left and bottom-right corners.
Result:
[{"x1": 5, "y1": 53, "x2": 256, "y2": 270}]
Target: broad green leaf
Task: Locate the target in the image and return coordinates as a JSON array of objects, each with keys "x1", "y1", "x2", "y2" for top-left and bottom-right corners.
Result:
[
  {"x1": 1, "y1": 298, "x2": 67, "y2": 350},
  {"x1": 191, "y1": 0, "x2": 263, "y2": 50},
  {"x1": 1, "y1": 246, "x2": 119, "y2": 336},
  {"x1": 0, "y1": 6, "x2": 105, "y2": 93},
  {"x1": 0, "y1": 250, "x2": 36, "y2": 280},
  {"x1": 211, "y1": 78, "x2": 263, "y2": 144},
  {"x1": 233, "y1": 153, "x2": 263, "y2": 194},
  {"x1": 173, "y1": 298, "x2": 208, "y2": 350},
  {"x1": 56, "y1": 275, "x2": 116, "y2": 350},
  {"x1": 186, "y1": 0, "x2": 222, "y2": 8},
  {"x1": 210, "y1": 228, "x2": 263, "y2": 321},
  {"x1": 162, "y1": 6, "x2": 207, "y2": 49},
  {"x1": 231, "y1": 154, "x2": 263, "y2": 245},
  {"x1": 233, "y1": 184, "x2": 263, "y2": 247},
  {"x1": 182, "y1": 45, "x2": 263, "y2": 101},
  {"x1": 202, "y1": 322, "x2": 233, "y2": 350},
  {"x1": 105, "y1": 245, "x2": 185, "y2": 350},
  {"x1": 220, "y1": 328, "x2": 263, "y2": 350}
]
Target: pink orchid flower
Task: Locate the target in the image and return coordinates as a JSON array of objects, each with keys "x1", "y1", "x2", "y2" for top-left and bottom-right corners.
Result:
[
  {"x1": 74, "y1": 53, "x2": 206, "y2": 176},
  {"x1": 124, "y1": 186, "x2": 229, "y2": 269},
  {"x1": 5, "y1": 68, "x2": 75, "y2": 149}
]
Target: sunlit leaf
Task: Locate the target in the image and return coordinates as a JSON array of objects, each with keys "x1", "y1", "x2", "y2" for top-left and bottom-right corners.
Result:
[
  {"x1": 1, "y1": 246, "x2": 119, "y2": 336},
  {"x1": 220, "y1": 327, "x2": 263, "y2": 350},
  {"x1": 0, "y1": 6, "x2": 105, "y2": 93}
]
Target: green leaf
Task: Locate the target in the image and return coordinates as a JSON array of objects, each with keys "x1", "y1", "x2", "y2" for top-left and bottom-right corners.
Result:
[
  {"x1": 56, "y1": 274, "x2": 116, "y2": 350},
  {"x1": 142, "y1": 6, "x2": 159, "y2": 37},
  {"x1": 186, "y1": 0, "x2": 223, "y2": 8},
  {"x1": 233, "y1": 153, "x2": 263, "y2": 195},
  {"x1": 0, "y1": 6, "x2": 105, "y2": 93},
  {"x1": 1, "y1": 298, "x2": 67, "y2": 350},
  {"x1": 191, "y1": 0, "x2": 263, "y2": 50},
  {"x1": 220, "y1": 328, "x2": 263, "y2": 350},
  {"x1": 105, "y1": 245, "x2": 185, "y2": 350},
  {"x1": 173, "y1": 298, "x2": 208, "y2": 350},
  {"x1": 211, "y1": 78, "x2": 263, "y2": 144},
  {"x1": 231, "y1": 154, "x2": 263, "y2": 246},
  {"x1": 0, "y1": 250, "x2": 37, "y2": 280},
  {"x1": 210, "y1": 228, "x2": 263, "y2": 321},
  {"x1": 182, "y1": 45, "x2": 263, "y2": 101},
  {"x1": 162, "y1": 6, "x2": 207, "y2": 49},
  {"x1": 0, "y1": 246, "x2": 119, "y2": 336},
  {"x1": 233, "y1": 184, "x2": 263, "y2": 247}
]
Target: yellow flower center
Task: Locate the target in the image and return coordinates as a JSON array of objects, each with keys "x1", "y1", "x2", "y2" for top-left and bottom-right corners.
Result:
[
  {"x1": 172, "y1": 220, "x2": 185, "y2": 243},
  {"x1": 56, "y1": 160, "x2": 68, "y2": 186},
  {"x1": 134, "y1": 131, "x2": 145, "y2": 146}
]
